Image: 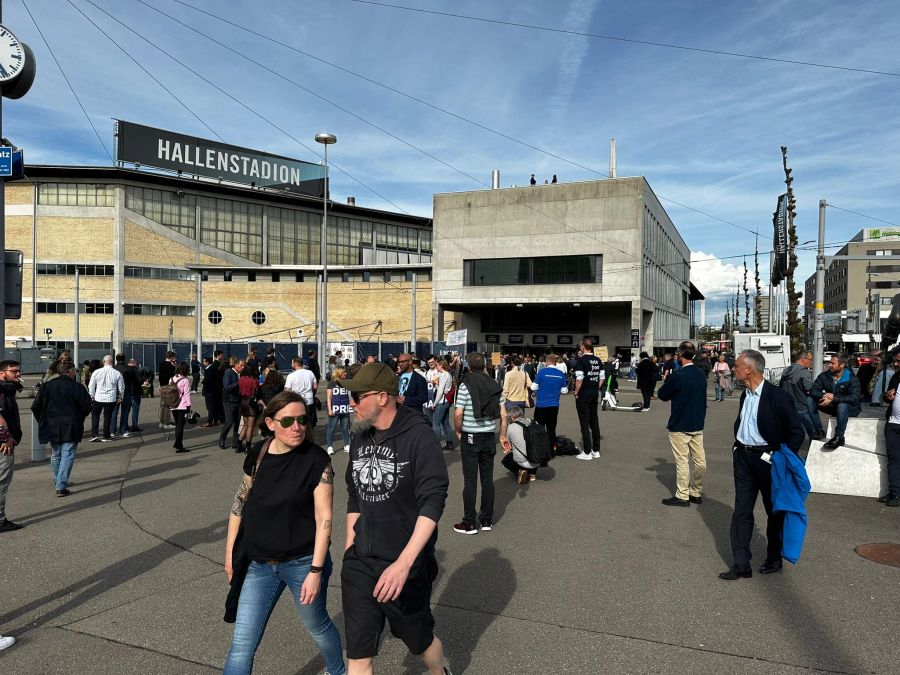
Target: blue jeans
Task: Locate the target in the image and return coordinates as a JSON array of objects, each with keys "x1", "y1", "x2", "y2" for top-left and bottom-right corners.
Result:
[
  {"x1": 714, "y1": 382, "x2": 725, "y2": 401},
  {"x1": 110, "y1": 398, "x2": 130, "y2": 436},
  {"x1": 326, "y1": 414, "x2": 350, "y2": 449},
  {"x1": 818, "y1": 402, "x2": 861, "y2": 439},
  {"x1": 797, "y1": 409, "x2": 820, "y2": 439},
  {"x1": 224, "y1": 553, "x2": 344, "y2": 675},
  {"x1": 432, "y1": 401, "x2": 454, "y2": 443},
  {"x1": 50, "y1": 442, "x2": 77, "y2": 491},
  {"x1": 128, "y1": 395, "x2": 141, "y2": 429}
]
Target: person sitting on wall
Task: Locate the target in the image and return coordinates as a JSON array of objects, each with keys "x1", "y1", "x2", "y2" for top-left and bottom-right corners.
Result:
[{"x1": 807, "y1": 353, "x2": 861, "y2": 450}]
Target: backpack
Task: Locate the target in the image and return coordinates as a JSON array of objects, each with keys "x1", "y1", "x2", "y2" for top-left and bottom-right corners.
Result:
[
  {"x1": 554, "y1": 435, "x2": 579, "y2": 456},
  {"x1": 515, "y1": 420, "x2": 551, "y2": 465},
  {"x1": 160, "y1": 382, "x2": 180, "y2": 408}
]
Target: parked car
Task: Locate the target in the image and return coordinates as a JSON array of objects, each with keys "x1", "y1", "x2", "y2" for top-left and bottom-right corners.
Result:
[{"x1": 849, "y1": 352, "x2": 875, "y2": 368}]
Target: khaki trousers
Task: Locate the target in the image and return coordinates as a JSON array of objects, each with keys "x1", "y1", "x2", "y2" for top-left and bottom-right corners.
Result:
[{"x1": 668, "y1": 431, "x2": 706, "y2": 500}]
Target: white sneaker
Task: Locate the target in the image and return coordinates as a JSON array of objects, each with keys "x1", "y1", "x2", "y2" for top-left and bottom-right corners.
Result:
[
  {"x1": 327, "y1": 446, "x2": 334, "y2": 455},
  {"x1": 158, "y1": 423, "x2": 165, "y2": 429},
  {"x1": 122, "y1": 431, "x2": 132, "y2": 438},
  {"x1": 0, "y1": 635, "x2": 14, "y2": 651},
  {"x1": 575, "y1": 452, "x2": 593, "y2": 461},
  {"x1": 590, "y1": 451, "x2": 601, "y2": 459},
  {"x1": 164, "y1": 424, "x2": 176, "y2": 429}
]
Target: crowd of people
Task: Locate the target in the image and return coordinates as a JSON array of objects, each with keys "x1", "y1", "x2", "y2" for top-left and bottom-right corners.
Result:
[{"x1": 1, "y1": 337, "x2": 897, "y2": 664}]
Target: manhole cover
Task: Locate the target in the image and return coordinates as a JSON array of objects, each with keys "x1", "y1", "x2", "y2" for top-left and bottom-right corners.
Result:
[{"x1": 855, "y1": 543, "x2": 900, "y2": 567}]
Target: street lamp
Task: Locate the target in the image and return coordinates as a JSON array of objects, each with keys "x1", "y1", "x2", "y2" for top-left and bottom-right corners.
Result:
[{"x1": 315, "y1": 132, "x2": 336, "y2": 380}]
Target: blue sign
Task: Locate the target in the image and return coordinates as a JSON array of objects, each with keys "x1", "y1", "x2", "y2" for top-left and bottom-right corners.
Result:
[
  {"x1": 0, "y1": 147, "x2": 12, "y2": 177},
  {"x1": 11, "y1": 149, "x2": 23, "y2": 179}
]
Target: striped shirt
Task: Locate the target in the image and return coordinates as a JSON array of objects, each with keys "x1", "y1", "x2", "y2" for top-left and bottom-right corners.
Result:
[{"x1": 455, "y1": 383, "x2": 497, "y2": 433}]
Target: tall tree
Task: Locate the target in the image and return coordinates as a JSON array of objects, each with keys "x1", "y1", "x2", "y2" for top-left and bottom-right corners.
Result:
[
  {"x1": 743, "y1": 257, "x2": 751, "y2": 328},
  {"x1": 754, "y1": 234, "x2": 763, "y2": 330},
  {"x1": 781, "y1": 146, "x2": 802, "y2": 353}
]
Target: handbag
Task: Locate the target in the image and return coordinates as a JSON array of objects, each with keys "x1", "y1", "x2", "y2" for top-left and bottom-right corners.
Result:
[
  {"x1": 186, "y1": 410, "x2": 200, "y2": 425},
  {"x1": 224, "y1": 437, "x2": 273, "y2": 623}
]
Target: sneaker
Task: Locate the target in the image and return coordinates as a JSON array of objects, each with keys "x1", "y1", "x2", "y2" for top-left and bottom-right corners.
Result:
[
  {"x1": 453, "y1": 521, "x2": 478, "y2": 535},
  {"x1": 529, "y1": 473, "x2": 536, "y2": 482},
  {"x1": 0, "y1": 519, "x2": 24, "y2": 533},
  {"x1": 0, "y1": 635, "x2": 14, "y2": 651},
  {"x1": 56, "y1": 489, "x2": 71, "y2": 497},
  {"x1": 575, "y1": 452, "x2": 593, "y2": 461},
  {"x1": 129, "y1": 426, "x2": 142, "y2": 432},
  {"x1": 443, "y1": 666, "x2": 453, "y2": 675},
  {"x1": 158, "y1": 423, "x2": 166, "y2": 429},
  {"x1": 100, "y1": 437, "x2": 113, "y2": 442},
  {"x1": 443, "y1": 441, "x2": 455, "y2": 450},
  {"x1": 121, "y1": 431, "x2": 132, "y2": 438},
  {"x1": 590, "y1": 451, "x2": 601, "y2": 459},
  {"x1": 164, "y1": 424, "x2": 176, "y2": 430},
  {"x1": 480, "y1": 520, "x2": 493, "y2": 531},
  {"x1": 90, "y1": 436, "x2": 102, "y2": 442},
  {"x1": 327, "y1": 446, "x2": 334, "y2": 455}
]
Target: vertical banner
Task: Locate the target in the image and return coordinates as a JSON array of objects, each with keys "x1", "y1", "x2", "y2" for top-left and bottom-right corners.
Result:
[{"x1": 771, "y1": 193, "x2": 788, "y2": 285}]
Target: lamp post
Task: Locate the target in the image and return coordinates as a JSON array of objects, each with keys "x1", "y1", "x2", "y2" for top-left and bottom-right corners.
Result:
[{"x1": 315, "y1": 132, "x2": 336, "y2": 380}]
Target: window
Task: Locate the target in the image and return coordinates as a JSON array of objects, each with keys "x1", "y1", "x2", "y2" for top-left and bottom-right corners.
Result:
[
  {"x1": 248, "y1": 272, "x2": 256, "y2": 282},
  {"x1": 208, "y1": 310, "x2": 223, "y2": 324},
  {"x1": 271, "y1": 272, "x2": 280, "y2": 282},
  {"x1": 224, "y1": 271, "x2": 233, "y2": 282},
  {"x1": 37, "y1": 264, "x2": 114, "y2": 276},
  {"x1": 464, "y1": 255, "x2": 602, "y2": 286},
  {"x1": 341, "y1": 272, "x2": 350, "y2": 282},
  {"x1": 124, "y1": 304, "x2": 194, "y2": 316},
  {"x1": 362, "y1": 271, "x2": 370, "y2": 282},
  {"x1": 37, "y1": 302, "x2": 75, "y2": 313},
  {"x1": 124, "y1": 266, "x2": 194, "y2": 281},
  {"x1": 251, "y1": 311, "x2": 266, "y2": 325},
  {"x1": 84, "y1": 303, "x2": 114, "y2": 314},
  {"x1": 38, "y1": 183, "x2": 115, "y2": 207},
  {"x1": 295, "y1": 272, "x2": 305, "y2": 282},
  {"x1": 125, "y1": 186, "x2": 196, "y2": 237}
]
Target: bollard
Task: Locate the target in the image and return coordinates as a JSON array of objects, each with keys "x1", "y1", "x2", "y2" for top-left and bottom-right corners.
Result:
[{"x1": 30, "y1": 414, "x2": 46, "y2": 462}]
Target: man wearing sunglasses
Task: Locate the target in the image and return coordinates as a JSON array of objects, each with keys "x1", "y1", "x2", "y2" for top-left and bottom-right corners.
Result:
[
  {"x1": 340, "y1": 363, "x2": 452, "y2": 675},
  {"x1": 0, "y1": 361, "x2": 24, "y2": 534},
  {"x1": 396, "y1": 353, "x2": 428, "y2": 412}
]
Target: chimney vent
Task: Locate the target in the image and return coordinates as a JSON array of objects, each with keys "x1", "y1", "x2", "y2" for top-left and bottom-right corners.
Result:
[{"x1": 491, "y1": 170, "x2": 501, "y2": 190}]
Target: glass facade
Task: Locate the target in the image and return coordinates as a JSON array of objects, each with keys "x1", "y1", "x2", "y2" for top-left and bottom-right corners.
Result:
[
  {"x1": 38, "y1": 183, "x2": 115, "y2": 207},
  {"x1": 125, "y1": 185, "x2": 432, "y2": 266},
  {"x1": 37, "y1": 302, "x2": 114, "y2": 314},
  {"x1": 37, "y1": 264, "x2": 114, "y2": 276},
  {"x1": 124, "y1": 266, "x2": 195, "y2": 281},
  {"x1": 124, "y1": 304, "x2": 195, "y2": 316},
  {"x1": 463, "y1": 255, "x2": 602, "y2": 287}
]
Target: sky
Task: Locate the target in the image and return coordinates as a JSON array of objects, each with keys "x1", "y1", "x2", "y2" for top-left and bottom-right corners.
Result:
[{"x1": 3, "y1": 0, "x2": 898, "y2": 325}]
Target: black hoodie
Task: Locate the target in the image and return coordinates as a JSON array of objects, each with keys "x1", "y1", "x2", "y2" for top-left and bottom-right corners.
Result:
[
  {"x1": 0, "y1": 380, "x2": 23, "y2": 443},
  {"x1": 346, "y1": 405, "x2": 449, "y2": 563}
]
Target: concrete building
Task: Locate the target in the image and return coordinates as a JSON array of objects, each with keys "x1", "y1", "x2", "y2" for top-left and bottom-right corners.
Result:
[
  {"x1": 802, "y1": 228, "x2": 900, "y2": 351},
  {"x1": 4, "y1": 166, "x2": 437, "y2": 354},
  {"x1": 431, "y1": 177, "x2": 691, "y2": 354}
]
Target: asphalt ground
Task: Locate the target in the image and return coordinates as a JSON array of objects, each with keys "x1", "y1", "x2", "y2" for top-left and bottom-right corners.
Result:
[{"x1": 1, "y1": 380, "x2": 897, "y2": 674}]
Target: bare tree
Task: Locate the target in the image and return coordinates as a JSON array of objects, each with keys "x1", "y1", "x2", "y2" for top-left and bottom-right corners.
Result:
[
  {"x1": 781, "y1": 146, "x2": 802, "y2": 353},
  {"x1": 754, "y1": 234, "x2": 763, "y2": 330},
  {"x1": 743, "y1": 257, "x2": 751, "y2": 328}
]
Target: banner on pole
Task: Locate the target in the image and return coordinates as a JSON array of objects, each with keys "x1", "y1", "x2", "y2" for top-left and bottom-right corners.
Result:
[{"x1": 446, "y1": 329, "x2": 468, "y2": 346}]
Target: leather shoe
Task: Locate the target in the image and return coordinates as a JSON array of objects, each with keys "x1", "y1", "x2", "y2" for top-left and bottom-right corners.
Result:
[
  {"x1": 823, "y1": 436, "x2": 844, "y2": 450},
  {"x1": 718, "y1": 566, "x2": 752, "y2": 580},
  {"x1": 218, "y1": 442, "x2": 227, "y2": 449},
  {"x1": 759, "y1": 560, "x2": 783, "y2": 575},
  {"x1": 887, "y1": 495, "x2": 900, "y2": 507},
  {"x1": 688, "y1": 495, "x2": 703, "y2": 504},
  {"x1": 0, "y1": 519, "x2": 24, "y2": 533},
  {"x1": 877, "y1": 494, "x2": 891, "y2": 503},
  {"x1": 661, "y1": 496, "x2": 690, "y2": 507}
]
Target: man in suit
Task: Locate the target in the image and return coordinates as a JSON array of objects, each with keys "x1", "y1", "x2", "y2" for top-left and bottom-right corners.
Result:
[{"x1": 720, "y1": 349, "x2": 805, "y2": 580}]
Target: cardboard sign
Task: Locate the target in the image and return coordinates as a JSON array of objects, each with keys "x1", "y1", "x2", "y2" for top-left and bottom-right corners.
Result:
[
  {"x1": 491, "y1": 352, "x2": 502, "y2": 366},
  {"x1": 596, "y1": 345, "x2": 609, "y2": 361}
]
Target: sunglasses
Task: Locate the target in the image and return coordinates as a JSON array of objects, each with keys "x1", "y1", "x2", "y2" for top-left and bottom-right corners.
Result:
[
  {"x1": 350, "y1": 391, "x2": 380, "y2": 404},
  {"x1": 272, "y1": 415, "x2": 308, "y2": 428}
]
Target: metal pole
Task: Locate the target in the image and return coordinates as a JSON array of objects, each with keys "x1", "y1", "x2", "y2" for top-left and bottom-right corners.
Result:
[
  {"x1": 320, "y1": 143, "x2": 328, "y2": 379},
  {"x1": 73, "y1": 267, "x2": 80, "y2": 368},
  {"x1": 410, "y1": 272, "x2": 416, "y2": 351},
  {"x1": 813, "y1": 199, "x2": 826, "y2": 377}
]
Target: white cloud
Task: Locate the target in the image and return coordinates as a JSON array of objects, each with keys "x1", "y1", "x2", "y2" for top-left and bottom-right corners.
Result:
[{"x1": 690, "y1": 251, "x2": 748, "y2": 298}]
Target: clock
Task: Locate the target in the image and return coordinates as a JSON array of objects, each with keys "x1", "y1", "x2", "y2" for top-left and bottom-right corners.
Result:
[{"x1": 0, "y1": 25, "x2": 26, "y2": 83}]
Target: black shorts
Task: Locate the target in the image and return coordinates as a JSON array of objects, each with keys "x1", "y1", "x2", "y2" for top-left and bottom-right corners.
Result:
[{"x1": 341, "y1": 545, "x2": 438, "y2": 659}]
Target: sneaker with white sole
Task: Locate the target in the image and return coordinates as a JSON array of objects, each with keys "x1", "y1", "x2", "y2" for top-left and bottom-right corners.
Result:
[
  {"x1": 0, "y1": 635, "x2": 14, "y2": 651},
  {"x1": 122, "y1": 431, "x2": 132, "y2": 438},
  {"x1": 480, "y1": 520, "x2": 492, "y2": 531},
  {"x1": 453, "y1": 521, "x2": 478, "y2": 535},
  {"x1": 90, "y1": 436, "x2": 102, "y2": 442},
  {"x1": 590, "y1": 451, "x2": 601, "y2": 459},
  {"x1": 326, "y1": 446, "x2": 334, "y2": 455},
  {"x1": 575, "y1": 452, "x2": 593, "y2": 460}
]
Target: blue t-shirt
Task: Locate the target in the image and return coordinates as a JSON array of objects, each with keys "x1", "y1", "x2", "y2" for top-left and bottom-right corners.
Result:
[{"x1": 534, "y1": 367, "x2": 567, "y2": 408}]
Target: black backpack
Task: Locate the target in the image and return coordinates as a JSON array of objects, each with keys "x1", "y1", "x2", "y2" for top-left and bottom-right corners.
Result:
[
  {"x1": 554, "y1": 435, "x2": 579, "y2": 456},
  {"x1": 514, "y1": 420, "x2": 551, "y2": 464}
]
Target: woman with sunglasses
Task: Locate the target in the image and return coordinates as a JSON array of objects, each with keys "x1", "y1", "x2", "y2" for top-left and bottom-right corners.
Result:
[{"x1": 224, "y1": 392, "x2": 345, "y2": 675}]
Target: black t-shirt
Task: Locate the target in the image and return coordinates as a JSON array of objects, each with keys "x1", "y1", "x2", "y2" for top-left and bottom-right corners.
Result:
[
  {"x1": 241, "y1": 440, "x2": 331, "y2": 562},
  {"x1": 575, "y1": 353, "x2": 603, "y2": 395}
]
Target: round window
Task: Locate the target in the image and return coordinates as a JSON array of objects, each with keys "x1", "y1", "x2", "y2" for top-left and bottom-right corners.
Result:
[
  {"x1": 208, "y1": 310, "x2": 222, "y2": 325},
  {"x1": 251, "y1": 310, "x2": 266, "y2": 326}
]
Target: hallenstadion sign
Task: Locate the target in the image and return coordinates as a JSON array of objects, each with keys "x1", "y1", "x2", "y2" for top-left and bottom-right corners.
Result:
[{"x1": 115, "y1": 120, "x2": 326, "y2": 197}]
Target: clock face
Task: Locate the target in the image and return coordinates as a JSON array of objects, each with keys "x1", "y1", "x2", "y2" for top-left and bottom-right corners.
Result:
[{"x1": 0, "y1": 25, "x2": 25, "y2": 83}]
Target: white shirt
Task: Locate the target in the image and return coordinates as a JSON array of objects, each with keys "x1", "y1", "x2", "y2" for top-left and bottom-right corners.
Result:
[
  {"x1": 89, "y1": 365, "x2": 124, "y2": 403},
  {"x1": 284, "y1": 368, "x2": 317, "y2": 404}
]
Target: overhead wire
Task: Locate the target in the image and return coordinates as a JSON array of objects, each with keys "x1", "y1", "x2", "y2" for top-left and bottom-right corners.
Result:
[
  {"x1": 350, "y1": 0, "x2": 900, "y2": 79},
  {"x1": 20, "y1": 0, "x2": 114, "y2": 163}
]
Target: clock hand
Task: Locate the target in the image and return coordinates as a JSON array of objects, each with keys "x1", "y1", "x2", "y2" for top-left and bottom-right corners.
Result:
[{"x1": 0, "y1": 65, "x2": 8, "y2": 79}]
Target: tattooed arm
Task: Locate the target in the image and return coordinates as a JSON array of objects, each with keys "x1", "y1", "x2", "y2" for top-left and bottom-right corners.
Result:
[
  {"x1": 299, "y1": 463, "x2": 335, "y2": 605},
  {"x1": 224, "y1": 474, "x2": 252, "y2": 582}
]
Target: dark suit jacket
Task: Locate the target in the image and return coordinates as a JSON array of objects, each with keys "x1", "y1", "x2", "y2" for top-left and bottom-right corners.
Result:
[
  {"x1": 401, "y1": 371, "x2": 428, "y2": 410},
  {"x1": 222, "y1": 368, "x2": 241, "y2": 405},
  {"x1": 32, "y1": 376, "x2": 92, "y2": 444},
  {"x1": 733, "y1": 380, "x2": 805, "y2": 453}
]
